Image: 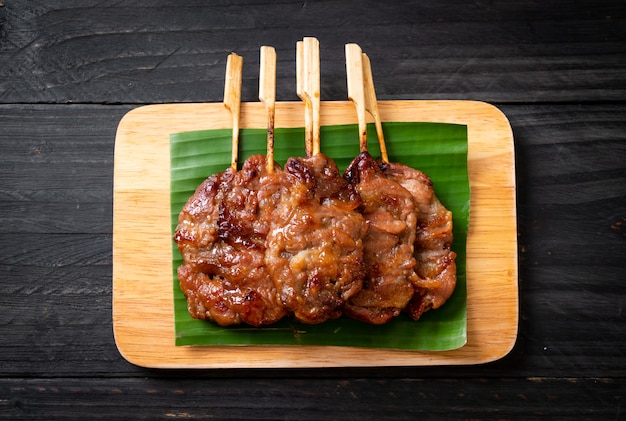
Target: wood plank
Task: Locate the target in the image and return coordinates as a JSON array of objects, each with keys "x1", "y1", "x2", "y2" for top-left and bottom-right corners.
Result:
[
  {"x1": 507, "y1": 103, "x2": 626, "y2": 378},
  {"x1": 0, "y1": 261, "x2": 128, "y2": 376},
  {"x1": 0, "y1": 104, "x2": 129, "y2": 235},
  {"x1": 0, "y1": 377, "x2": 623, "y2": 420},
  {"x1": 0, "y1": 1, "x2": 624, "y2": 103},
  {"x1": 0, "y1": 202, "x2": 111, "y2": 234}
]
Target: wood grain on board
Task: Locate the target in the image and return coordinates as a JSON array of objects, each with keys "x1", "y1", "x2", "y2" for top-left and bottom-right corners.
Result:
[{"x1": 112, "y1": 100, "x2": 518, "y2": 368}]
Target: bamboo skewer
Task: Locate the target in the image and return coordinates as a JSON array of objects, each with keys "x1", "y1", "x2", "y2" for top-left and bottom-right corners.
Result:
[
  {"x1": 259, "y1": 46, "x2": 277, "y2": 173},
  {"x1": 362, "y1": 52, "x2": 389, "y2": 163},
  {"x1": 345, "y1": 43, "x2": 368, "y2": 154},
  {"x1": 297, "y1": 38, "x2": 321, "y2": 157},
  {"x1": 223, "y1": 52, "x2": 243, "y2": 171}
]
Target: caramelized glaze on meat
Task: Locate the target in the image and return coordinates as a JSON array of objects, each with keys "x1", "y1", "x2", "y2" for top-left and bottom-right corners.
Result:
[
  {"x1": 174, "y1": 155, "x2": 288, "y2": 326},
  {"x1": 382, "y1": 161, "x2": 457, "y2": 320},
  {"x1": 265, "y1": 153, "x2": 366, "y2": 324},
  {"x1": 174, "y1": 150, "x2": 456, "y2": 327},
  {"x1": 342, "y1": 152, "x2": 419, "y2": 324}
]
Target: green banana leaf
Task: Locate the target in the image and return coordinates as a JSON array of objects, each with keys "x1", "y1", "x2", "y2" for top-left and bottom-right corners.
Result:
[{"x1": 170, "y1": 122, "x2": 469, "y2": 350}]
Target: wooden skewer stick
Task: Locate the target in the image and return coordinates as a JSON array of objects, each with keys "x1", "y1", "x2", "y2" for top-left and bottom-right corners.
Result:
[
  {"x1": 304, "y1": 37, "x2": 321, "y2": 156},
  {"x1": 345, "y1": 43, "x2": 368, "y2": 154},
  {"x1": 223, "y1": 52, "x2": 243, "y2": 171},
  {"x1": 259, "y1": 46, "x2": 276, "y2": 173},
  {"x1": 296, "y1": 41, "x2": 312, "y2": 157},
  {"x1": 362, "y1": 52, "x2": 389, "y2": 163}
]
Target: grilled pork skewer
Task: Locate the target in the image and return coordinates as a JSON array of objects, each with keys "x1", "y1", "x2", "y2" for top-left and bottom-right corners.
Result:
[
  {"x1": 380, "y1": 162, "x2": 457, "y2": 320},
  {"x1": 264, "y1": 38, "x2": 366, "y2": 324},
  {"x1": 365, "y1": 51, "x2": 457, "y2": 319},
  {"x1": 348, "y1": 44, "x2": 457, "y2": 321},
  {"x1": 175, "y1": 44, "x2": 455, "y2": 327},
  {"x1": 174, "y1": 51, "x2": 288, "y2": 326},
  {"x1": 343, "y1": 43, "x2": 419, "y2": 324}
]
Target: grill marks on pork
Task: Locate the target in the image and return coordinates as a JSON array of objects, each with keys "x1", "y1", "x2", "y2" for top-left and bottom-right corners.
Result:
[
  {"x1": 174, "y1": 153, "x2": 457, "y2": 327},
  {"x1": 174, "y1": 155, "x2": 288, "y2": 326},
  {"x1": 382, "y1": 161, "x2": 457, "y2": 320},
  {"x1": 343, "y1": 152, "x2": 419, "y2": 324},
  {"x1": 174, "y1": 169, "x2": 236, "y2": 325},
  {"x1": 265, "y1": 153, "x2": 366, "y2": 324}
]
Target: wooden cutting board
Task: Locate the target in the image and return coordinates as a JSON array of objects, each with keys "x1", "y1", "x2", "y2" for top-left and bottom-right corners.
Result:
[{"x1": 112, "y1": 100, "x2": 518, "y2": 368}]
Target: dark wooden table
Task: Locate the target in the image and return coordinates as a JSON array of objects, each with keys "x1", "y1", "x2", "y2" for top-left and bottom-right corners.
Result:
[{"x1": 1, "y1": 1, "x2": 625, "y2": 419}]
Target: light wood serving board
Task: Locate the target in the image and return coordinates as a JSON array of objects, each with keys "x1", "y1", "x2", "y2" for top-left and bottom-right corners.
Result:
[{"x1": 113, "y1": 100, "x2": 518, "y2": 368}]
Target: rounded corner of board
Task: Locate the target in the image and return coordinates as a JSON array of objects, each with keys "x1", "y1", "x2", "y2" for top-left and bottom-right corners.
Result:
[
  {"x1": 481, "y1": 323, "x2": 520, "y2": 365},
  {"x1": 480, "y1": 101, "x2": 513, "y2": 128},
  {"x1": 112, "y1": 331, "x2": 157, "y2": 369}
]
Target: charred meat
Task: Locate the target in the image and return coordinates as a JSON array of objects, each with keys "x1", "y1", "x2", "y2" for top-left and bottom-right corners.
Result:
[
  {"x1": 174, "y1": 155, "x2": 288, "y2": 326},
  {"x1": 382, "y1": 161, "x2": 457, "y2": 320},
  {"x1": 265, "y1": 153, "x2": 366, "y2": 324},
  {"x1": 342, "y1": 152, "x2": 419, "y2": 324}
]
